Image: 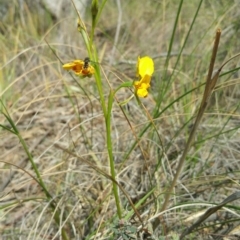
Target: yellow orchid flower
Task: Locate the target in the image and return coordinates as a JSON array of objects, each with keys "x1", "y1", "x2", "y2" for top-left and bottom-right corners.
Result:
[
  {"x1": 134, "y1": 56, "x2": 154, "y2": 97},
  {"x1": 62, "y1": 58, "x2": 95, "y2": 78}
]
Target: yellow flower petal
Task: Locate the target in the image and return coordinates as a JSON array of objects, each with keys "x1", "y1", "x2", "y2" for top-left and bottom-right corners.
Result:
[
  {"x1": 134, "y1": 75, "x2": 151, "y2": 97},
  {"x1": 62, "y1": 59, "x2": 95, "y2": 77},
  {"x1": 137, "y1": 56, "x2": 154, "y2": 78},
  {"x1": 134, "y1": 56, "x2": 154, "y2": 97},
  {"x1": 137, "y1": 88, "x2": 149, "y2": 98},
  {"x1": 62, "y1": 60, "x2": 84, "y2": 72},
  {"x1": 140, "y1": 75, "x2": 151, "y2": 86},
  {"x1": 62, "y1": 63, "x2": 76, "y2": 70}
]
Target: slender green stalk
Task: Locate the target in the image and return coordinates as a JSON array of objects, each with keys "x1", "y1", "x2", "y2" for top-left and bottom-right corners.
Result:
[
  {"x1": 91, "y1": 0, "x2": 99, "y2": 35},
  {"x1": 0, "y1": 101, "x2": 69, "y2": 240},
  {"x1": 92, "y1": 55, "x2": 107, "y2": 116},
  {"x1": 78, "y1": 19, "x2": 107, "y2": 116},
  {"x1": 156, "y1": 0, "x2": 184, "y2": 108},
  {"x1": 106, "y1": 90, "x2": 122, "y2": 218},
  {"x1": 92, "y1": 57, "x2": 122, "y2": 217},
  {"x1": 163, "y1": 0, "x2": 184, "y2": 70},
  {"x1": 166, "y1": 0, "x2": 203, "y2": 91},
  {"x1": 94, "y1": 0, "x2": 108, "y2": 31},
  {"x1": 220, "y1": 66, "x2": 240, "y2": 77},
  {"x1": 1, "y1": 106, "x2": 51, "y2": 199},
  {"x1": 77, "y1": 11, "x2": 121, "y2": 217}
]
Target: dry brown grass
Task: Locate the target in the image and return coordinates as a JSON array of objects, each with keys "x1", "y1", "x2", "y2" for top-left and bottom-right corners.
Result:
[{"x1": 1, "y1": 1, "x2": 240, "y2": 239}]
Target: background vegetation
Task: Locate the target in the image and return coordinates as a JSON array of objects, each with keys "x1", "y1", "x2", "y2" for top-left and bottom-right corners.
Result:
[{"x1": 1, "y1": 0, "x2": 240, "y2": 239}]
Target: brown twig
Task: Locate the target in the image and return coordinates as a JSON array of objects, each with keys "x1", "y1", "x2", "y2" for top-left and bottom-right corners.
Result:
[{"x1": 153, "y1": 29, "x2": 222, "y2": 230}]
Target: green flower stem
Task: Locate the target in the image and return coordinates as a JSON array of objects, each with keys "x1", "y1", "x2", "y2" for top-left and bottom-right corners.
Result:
[
  {"x1": 79, "y1": 23, "x2": 121, "y2": 218},
  {"x1": 79, "y1": 26, "x2": 107, "y2": 115},
  {"x1": 92, "y1": 59, "x2": 107, "y2": 116},
  {"x1": 106, "y1": 90, "x2": 122, "y2": 218},
  {"x1": 89, "y1": 57, "x2": 121, "y2": 218}
]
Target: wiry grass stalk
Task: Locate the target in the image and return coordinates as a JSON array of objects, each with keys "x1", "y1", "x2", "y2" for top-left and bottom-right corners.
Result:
[
  {"x1": 155, "y1": 0, "x2": 184, "y2": 109},
  {"x1": 166, "y1": 0, "x2": 204, "y2": 91},
  {"x1": 160, "y1": 29, "x2": 222, "y2": 213},
  {"x1": 0, "y1": 100, "x2": 69, "y2": 240}
]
